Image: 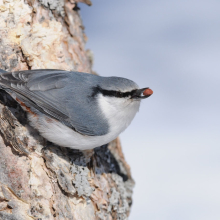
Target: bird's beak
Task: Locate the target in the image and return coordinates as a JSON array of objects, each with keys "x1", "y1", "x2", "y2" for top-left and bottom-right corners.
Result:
[{"x1": 131, "y1": 87, "x2": 153, "y2": 99}]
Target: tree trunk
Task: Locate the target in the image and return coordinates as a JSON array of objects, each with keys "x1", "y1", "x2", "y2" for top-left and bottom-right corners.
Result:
[{"x1": 0, "y1": 0, "x2": 134, "y2": 219}]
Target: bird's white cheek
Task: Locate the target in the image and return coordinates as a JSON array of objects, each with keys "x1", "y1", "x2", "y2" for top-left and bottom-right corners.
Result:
[{"x1": 97, "y1": 94, "x2": 140, "y2": 135}]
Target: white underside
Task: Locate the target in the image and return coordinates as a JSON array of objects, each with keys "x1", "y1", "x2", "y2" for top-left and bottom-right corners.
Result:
[{"x1": 27, "y1": 94, "x2": 140, "y2": 150}]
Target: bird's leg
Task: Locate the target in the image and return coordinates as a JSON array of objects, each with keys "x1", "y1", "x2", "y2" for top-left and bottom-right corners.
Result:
[{"x1": 82, "y1": 149, "x2": 94, "y2": 164}]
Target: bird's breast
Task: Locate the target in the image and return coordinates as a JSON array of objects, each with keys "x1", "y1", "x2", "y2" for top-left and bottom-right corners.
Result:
[{"x1": 97, "y1": 94, "x2": 140, "y2": 136}]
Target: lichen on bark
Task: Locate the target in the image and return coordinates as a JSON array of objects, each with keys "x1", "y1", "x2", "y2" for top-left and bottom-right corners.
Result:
[{"x1": 0, "y1": 0, "x2": 134, "y2": 219}]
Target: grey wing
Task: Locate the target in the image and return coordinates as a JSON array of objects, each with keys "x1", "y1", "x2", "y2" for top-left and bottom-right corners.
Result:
[{"x1": 0, "y1": 69, "x2": 109, "y2": 136}]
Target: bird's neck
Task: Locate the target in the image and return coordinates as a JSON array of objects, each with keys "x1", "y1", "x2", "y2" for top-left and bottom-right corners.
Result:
[{"x1": 97, "y1": 94, "x2": 140, "y2": 135}]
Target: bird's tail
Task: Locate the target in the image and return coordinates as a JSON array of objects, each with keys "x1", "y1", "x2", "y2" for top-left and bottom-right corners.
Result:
[{"x1": 0, "y1": 69, "x2": 8, "y2": 74}]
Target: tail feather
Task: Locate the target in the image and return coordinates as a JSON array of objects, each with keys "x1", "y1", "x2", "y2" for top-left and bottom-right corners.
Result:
[{"x1": 0, "y1": 69, "x2": 8, "y2": 74}]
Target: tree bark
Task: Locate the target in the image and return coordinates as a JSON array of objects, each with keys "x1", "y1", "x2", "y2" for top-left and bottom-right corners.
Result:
[{"x1": 0, "y1": 0, "x2": 134, "y2": 219}]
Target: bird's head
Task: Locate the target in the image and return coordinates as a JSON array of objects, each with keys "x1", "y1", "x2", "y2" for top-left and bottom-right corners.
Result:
[
  {"x1": 94, "y1": 76, "x2": 153, "y2": 102},
  {"x1": 91, "y1": 76, "x2": 153, "y2": 132}
]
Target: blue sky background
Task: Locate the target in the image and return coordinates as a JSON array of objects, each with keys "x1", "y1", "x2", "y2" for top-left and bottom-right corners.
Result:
[{"x1": 80, "y1": 1, "x2": 220, "y2": 219}]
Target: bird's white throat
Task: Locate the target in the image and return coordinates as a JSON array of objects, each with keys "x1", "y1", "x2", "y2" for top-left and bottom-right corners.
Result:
[{"x1": 97, "y1": 94, "x2": 140, "y2": 135}]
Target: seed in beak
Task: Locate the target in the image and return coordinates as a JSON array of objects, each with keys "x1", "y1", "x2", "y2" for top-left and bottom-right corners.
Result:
[{"x1": 143, "y1": 88, "x2": 153, "y2": 96}]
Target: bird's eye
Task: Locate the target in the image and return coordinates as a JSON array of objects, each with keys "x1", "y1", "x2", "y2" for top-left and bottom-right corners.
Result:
[{"x1": 117, "y1": 92, "x2": 123, "y2": 97}]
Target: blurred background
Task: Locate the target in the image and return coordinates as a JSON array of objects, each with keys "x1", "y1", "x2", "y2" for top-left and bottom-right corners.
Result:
[{"x1": 79, "y1": 1, "x2": 220, "y2": 219}]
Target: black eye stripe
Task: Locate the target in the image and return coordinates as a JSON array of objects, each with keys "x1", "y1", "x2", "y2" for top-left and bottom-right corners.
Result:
[{"x1": 92, "y1": 86, "x2": 137, "y2": 98}]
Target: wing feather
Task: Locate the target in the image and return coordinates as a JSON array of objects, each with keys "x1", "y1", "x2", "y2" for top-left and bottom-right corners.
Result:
[{"x1": 0, "y1": 69, "x2": 109, "y2": 136}]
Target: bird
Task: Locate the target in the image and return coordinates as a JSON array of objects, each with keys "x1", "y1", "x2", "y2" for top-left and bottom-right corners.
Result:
[{"x1": 0, "y1": 69, "x2": 153, "y2": 150}]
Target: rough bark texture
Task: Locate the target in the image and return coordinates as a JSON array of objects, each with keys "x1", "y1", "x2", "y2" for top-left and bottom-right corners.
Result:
[{"x1": 0, "y1": 0, "x2": 134, "y2": 219}]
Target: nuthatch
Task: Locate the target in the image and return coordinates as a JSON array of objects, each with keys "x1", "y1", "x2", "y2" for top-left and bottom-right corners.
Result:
[{"x1": 0, "y1": 69, "x2": 153, "y2": 150}]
